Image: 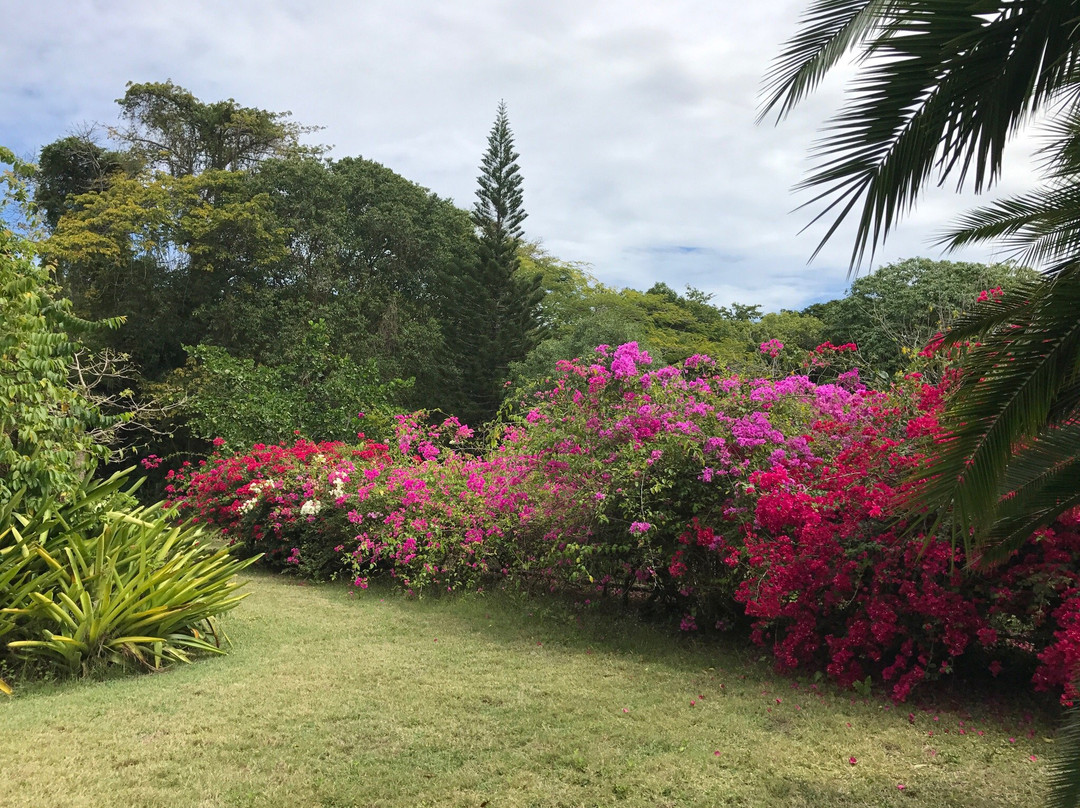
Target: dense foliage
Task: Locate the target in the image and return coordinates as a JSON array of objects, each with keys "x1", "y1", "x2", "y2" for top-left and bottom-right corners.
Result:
[
  {"x1": 0, "y1": 146, "x2": 260, "y2": 693},
  {"x1": 0, "y1": 149, "x2": 126, "y2": 509},
  {"x1": 805, "y1": 258, "x2": 1040, "y2": 379},
  {"x1": 36, "y1": 83, "x2": 1030, "y2": 458},
  {"x1": 171, "y1": 340, "x2": 1080, "y2": 705}
]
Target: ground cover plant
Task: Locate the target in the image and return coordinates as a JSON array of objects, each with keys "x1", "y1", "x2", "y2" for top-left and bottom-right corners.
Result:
[
  {"x1": 0, "y1": 573, "x2": 1054, "y2": 808},
  {"x1": 170, "y1": 341, "x2": 1080, "y2": 708}
]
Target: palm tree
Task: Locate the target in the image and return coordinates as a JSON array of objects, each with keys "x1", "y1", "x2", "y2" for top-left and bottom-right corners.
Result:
[{"x1": 763, "y1": 2, "x2": 1080, "y2": 804}]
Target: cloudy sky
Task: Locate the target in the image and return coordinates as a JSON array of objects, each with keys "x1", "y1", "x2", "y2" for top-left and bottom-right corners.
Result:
[{"x1": 1, "y1": 0, "x2": 1045, "y2": 311}]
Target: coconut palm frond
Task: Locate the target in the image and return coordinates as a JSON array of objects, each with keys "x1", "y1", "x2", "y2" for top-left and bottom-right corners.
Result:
[
  {"x1": 758, "y1": 0, "x2": 896, "y2": 122},
  {"x1": 909, "y1": 272, "x2": 1080, "y2": 552},
  {"x1": 1048, "y1": 705, "x2": 1080, "y2": 808}
]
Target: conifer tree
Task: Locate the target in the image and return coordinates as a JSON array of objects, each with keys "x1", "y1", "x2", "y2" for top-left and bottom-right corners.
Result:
[{"x1": 449, "y1": 102, "x2": 544, "y2": 426}]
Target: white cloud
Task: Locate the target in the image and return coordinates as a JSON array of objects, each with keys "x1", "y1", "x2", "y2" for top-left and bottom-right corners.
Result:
[{"x1": 0, "y1": 0, "x2": 1047, "y2": 310}]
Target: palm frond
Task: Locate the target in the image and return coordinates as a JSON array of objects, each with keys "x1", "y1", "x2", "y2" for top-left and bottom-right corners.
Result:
[
  {"x1": 1048, "y1": 704, "x2": 1080, "y2": 808},
  {"x1": 907, "y1": 272, "x2": 1080, "y2": 552},
  {"x1": 973, "y1": 420, "x2": 1080, "y2": 563},
  {"x1": 940, "y1": 97, "x2": 1080, "y2": 267},
  {"x1": 758, "y1": 0, "x2": 897, "y2": 123},
  {"x1": 767, "y1": 0, "x2": 1080, "y2": 267},
  {"x1": 939, "y1": 182, "x2": 1080, "y2": 268}
]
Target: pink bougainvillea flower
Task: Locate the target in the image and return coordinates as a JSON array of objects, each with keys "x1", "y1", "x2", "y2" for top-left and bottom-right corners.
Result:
[{"x1": 848, "y1": 757, "x2": 857, "y2": 765}]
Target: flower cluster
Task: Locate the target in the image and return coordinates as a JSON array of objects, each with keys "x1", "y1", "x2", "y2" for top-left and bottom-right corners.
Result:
[{"x1": 166, "y1": 437, "x2": 390, "y2": 576}]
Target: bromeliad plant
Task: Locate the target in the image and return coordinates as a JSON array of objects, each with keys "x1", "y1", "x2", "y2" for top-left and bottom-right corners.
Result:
[
  {"x1": 1, "y1": 468, "x2": 257, "y2": 691},
  {"x1": 0, "y1": 469, "x2": 132, "y2": 689}
]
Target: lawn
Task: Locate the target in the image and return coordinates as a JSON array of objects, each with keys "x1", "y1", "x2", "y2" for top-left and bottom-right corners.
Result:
[{"x1": 0, "y1": 573, "x2": 1055, "y2": 807}]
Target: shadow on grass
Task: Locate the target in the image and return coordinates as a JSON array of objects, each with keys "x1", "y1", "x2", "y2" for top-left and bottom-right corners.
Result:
[{"x1": 288, "y1": 569, "x2": 1060, "y2": 726}]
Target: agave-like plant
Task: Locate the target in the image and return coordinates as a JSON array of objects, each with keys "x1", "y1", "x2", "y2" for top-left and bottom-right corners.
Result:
[
  {"x1": 0, "y1": 469, "x2": 128, "y2": 693},
  {"x1": 0, "y1": 468, "x2": 258, "y2": 691}
]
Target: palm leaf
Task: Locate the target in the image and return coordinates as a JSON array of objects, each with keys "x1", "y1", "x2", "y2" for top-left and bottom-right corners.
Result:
[
  {"x1": 1049, "y1": 705, "x2": 1080, "y2": 808},
  {"x1": 766, "y1": 0, "x2": 1080, "y2": 266},
  {"x1": 940, "y1": 182, "x2": 1080, "y2": 269},
  {"x1": 906, "y1": 272, "x2": 1080, "y2": 553},
  {"x1": 758, "y1": 0, "x2": 898, "y2": 122},
  {"x1": 971, "y1": 420, "x2": 1080, "y2": 563}
]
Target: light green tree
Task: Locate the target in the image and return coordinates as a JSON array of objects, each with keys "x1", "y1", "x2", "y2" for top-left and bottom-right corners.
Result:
[
  {"x1": 804, "y1": 257, "x2": 1040, "y2": 378},
  {"x1": 0, "y1": 148, "x2": 122, "y2": 507}
]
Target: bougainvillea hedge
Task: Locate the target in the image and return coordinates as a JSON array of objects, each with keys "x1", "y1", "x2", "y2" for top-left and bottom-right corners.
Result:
[{"x1": 169, "y1": 342, "x2": 1080, "y2": 703}]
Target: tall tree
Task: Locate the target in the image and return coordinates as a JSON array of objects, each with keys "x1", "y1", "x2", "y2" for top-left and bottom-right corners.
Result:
[
  {"x1": 448, "y1": 102, "x2": 544, "y2": 426},
  {"x1": 34, "y1": 133, "x2": 129, "y2": 230},
  {"x1": 201, "y1": 155, "x2": 477, "y2": 413},
  {"x1": 43, "y1": 168, "x2": 286, "y2": 378},
  {"x1": 113, "y1": 80, "x2": 318, "y2": 178},
  {"x1": 36, "y1": 82, "x2": 315, "y2": 379},
  {"x1": 767, "y1": 3, "x2": 1080, "y2": 803}
]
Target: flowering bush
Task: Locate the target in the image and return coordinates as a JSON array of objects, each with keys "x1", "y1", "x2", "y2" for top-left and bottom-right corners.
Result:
[
  {"x1": 167, "y1": 436, "x2": 391, "y2": 577},
  {"x1": 168, "y1": 342, "x2": 1080, "y2": 703}
]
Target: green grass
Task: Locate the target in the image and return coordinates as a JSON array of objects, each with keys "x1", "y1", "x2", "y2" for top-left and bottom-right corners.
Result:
[{"x1": 0, "y1": 573, "x2": 1056, "y2": 807}]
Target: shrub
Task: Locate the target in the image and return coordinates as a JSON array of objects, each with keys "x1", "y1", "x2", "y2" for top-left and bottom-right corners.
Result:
[
  {"x1": 168, "y1": 436, "x2": 391, "y2": 578},
  {"x1": 1, "y1": 468, "x2": 257, "y2": 691},
  {"x1": 0, "y1": 169, "x2": 124, "y2": 510},
  {"x1": 170, "y1": 342, "x2": 1080, "y2": 703}
]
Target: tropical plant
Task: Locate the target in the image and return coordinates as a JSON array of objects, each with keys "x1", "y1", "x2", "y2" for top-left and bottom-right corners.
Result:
[
  {"x1": 0, "y1": 147, "x2": 125, "y2": 510},
  {"x1": 172, "y1": 319, "x2": 409, "y2": 450},
  {"x1": 765, "y1": 1, "x2": 1080, "y2": 802},
  {"x1": 1, "y1": 468, "x2": 257, "y2": 691}
]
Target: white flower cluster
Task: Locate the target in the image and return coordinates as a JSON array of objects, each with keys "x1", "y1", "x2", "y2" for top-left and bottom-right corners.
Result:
[
  {"x1": 237, "y1": 478, "x2": 277, "y2": 516},
  {"x1": 300, "y1": 499, "x2": 323, "y2": 517},
  {"x1": 248, "y1": 479, "x2": 276, "y2": 495}
]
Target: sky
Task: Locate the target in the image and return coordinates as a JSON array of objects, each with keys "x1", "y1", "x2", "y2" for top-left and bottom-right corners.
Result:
[{"x1": 1, "y1": 0, "x2": 1046, "y2": 311}]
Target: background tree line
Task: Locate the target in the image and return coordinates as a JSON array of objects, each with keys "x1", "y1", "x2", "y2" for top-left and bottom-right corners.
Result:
[{"x1": 30, "y1": 80, "x2": 1035, "y2": 463}]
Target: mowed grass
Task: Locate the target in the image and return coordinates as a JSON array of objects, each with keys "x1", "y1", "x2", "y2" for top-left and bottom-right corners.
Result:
[{"x1": 0, "y1": 573, "x2": 1056, "y2": 808}]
